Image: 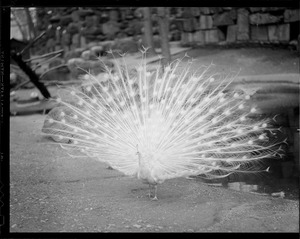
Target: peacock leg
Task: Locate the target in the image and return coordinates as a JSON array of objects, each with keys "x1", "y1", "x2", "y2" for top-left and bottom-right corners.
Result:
[
  {"x1": 151, "y1": 185, "x2": 158, "y2": 200},
  {"x1": 148, "y1": 184, "x2": 152, "y2": 198}
]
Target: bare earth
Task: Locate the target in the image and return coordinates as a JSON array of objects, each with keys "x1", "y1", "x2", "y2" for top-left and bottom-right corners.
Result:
[{"x1": 10, "y1": 46, "x2": 299, "y2": 232}]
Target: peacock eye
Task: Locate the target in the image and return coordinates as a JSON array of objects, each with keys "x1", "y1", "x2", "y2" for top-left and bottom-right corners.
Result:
[
  {"x1": 240, "y1": 116, "x2": 246, "y2": 121},
  {"x1": 259, "y1": 134, "x2": 265, "y2": 140},
  {"x1": 234, "y1": 93, "x2": 239, "y2": 98}
]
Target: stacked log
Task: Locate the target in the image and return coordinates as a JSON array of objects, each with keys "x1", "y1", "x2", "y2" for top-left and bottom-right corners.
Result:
[{"x1": 34, "y1": 7, "x2": 299, "y2": 54}]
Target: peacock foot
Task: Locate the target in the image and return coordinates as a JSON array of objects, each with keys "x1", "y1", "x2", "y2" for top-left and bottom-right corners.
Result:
[{"x1": 151, "y1": 196, "x2": 158, "y2": 201}]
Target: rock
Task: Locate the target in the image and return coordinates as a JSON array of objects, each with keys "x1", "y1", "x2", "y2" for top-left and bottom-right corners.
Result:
[
  {"x1": 134, "y1": 8, "x2": 143, "y2": 18},
  {"x1": 108, "y1": 10, "x2": 119, "y2": 22},
  {"x1": 249, "y1": 13, "x2": 282, "y2": 25},
  {"x1": 182, "y1": 7, "x2": 193, "y2": 18},
  {"x1": 87, "y1": 41, "x2": 99, "y2": 49},
  {"x1": 181, "y1": 32, "x2": 189, "y2": 46},
  {"x1": 210, "y1": 7, "x2": 222, "y2": 14},
  {"x1": 183, "y1": 18, "x2": 195, "y2": 32},
  {"x1": 188, "y1": 32, "x2": 194, "y2": 45},
  {"x1": 174, "y1": 7, "x2": 183, "y2": 18},
  {"x1": 227, "y1": 25, "x2": 238, "y2": 43},
  {"x1": 64, "y1": 48, "x2": 85, "y2": 61},
  {"x1": 81, "y1": 50, "x2": 91, "y2": 60},
  {"x1": 229, "y1": 8, "x2": 237, "y2": 20},
  {"x1": 289, "y1": 40, "x2": 298, "y2": 46},
  {"x1": 171, "y1": 30, "x2": 181, "y2": 41},
  {"x1": 237, "y1": 8, "x2": 250, "y2": 41},
  {"x1": 271, "y1": 191, "x2": 285, "y2": 198},
  {"x1": 205, "y1": 29, "x2": 219, "y2": 43},
  {"x1": 80, "y1": 36, "x2": 86, "y2": 48},
  {"x1": 85, "y1": 15, "x2": 96, "y2": 28},
  {"x1": 61, "y1": 31, "x2": 71, "y2": 46},
  {"x1": 192, "y1": 18, "x2": 200, "y2": 30},
  {"x1": 199, "y1": 15, "x2": 213, "y2": 30},
  {"x1": 101, "y1": 42, "x2": 114, "y2": 53},
  {"x1": 72, "y1": 33, "x2": 80, "y2": 46},
  {"x1": 133, "y1": 224, "x2": 142, "y2": 229},
  {"x1": 213, "y1": 11, "x2": 235, "y2": 26},
  {"x1": 77, "y1": 9, "x2": 94, "y2": 18},
  {"x1": 250, "y1": 25, "x2": 269, "y2": 41},
  {"x1": 269, "y1": 7, "x2": 286, "y2": 11},
  {"x1": 82, "y1": 26, "x2": 102, "y2": 36},
  {"x1": 268, "y1": 25, "x2": 279, "y2": 42},
  {"x1": 67, "y1": 22, "x2": 79, "y2": 35},
  {"x1": 268, "y1": 24, "x2": 290, "y2": 42},
  {"x1": 128, "y1": 19, "x2": 143, "y2": 35},
  {"x1": 42, "y1": 106, "x2": 78, "y2": 143},
  {"x1": 102, "y1": 21, "x2": 120, "y2": 39},
  {"x1": 55, "y1": 45, "x2": 61, "y2": 51},
  {"x1": 49, "y1": 58, "x2": 64, "y2": 68},
  {"x1": 181, "y1": 32, "x2": 194, "y2": 46},
  {"x1": 218, "y1": 40, "x2": 227, "y2": 46},
  {"x1": 249, "y1": 7, "x2": 262, "y2": 13},
  {"x1": 50, "y1": 14, "x2": 61, "y2": 23},
  {"x1": 193, "y1": 30, "x2": 205, "y2": 44},
  {"x1": 191, "y1": 7, "x2": 200, "y2": 16},
  {"x1": 284, "y1": 9, "x2": 300, "y2": 22},
  {"x1": 67, "y1": 57, "x2": 85, "y2": 69},
  {"x1": 90, "y1": 45, "x2": 104, "y2": 57},
  {"x1": 71, "y1": 11, "x2": 80, "y2": 22},
  {"x1": 60, "y1": 16, "x2": 73, "y2": 27},
  {"x1": 112, "y1": 38, "x2": 139, "y2": 53},
  {"x1": 75, "y1": 60, "x2": 113, "y2": 76},
  {"x1": 199, "y1": 7, "x2": 212, "y2": 15},
  {"x1": 45, "y1": 38, "x2": 55, "y2": 52}
]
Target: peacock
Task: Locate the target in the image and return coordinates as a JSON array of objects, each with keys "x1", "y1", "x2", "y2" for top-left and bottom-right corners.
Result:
[{"x1": 42, "y1": 49, "x2": 284, "y2": 200}]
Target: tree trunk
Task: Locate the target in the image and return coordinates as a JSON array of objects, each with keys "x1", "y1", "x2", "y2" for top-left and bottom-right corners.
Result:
[
  {"x1": 142, "y1": 7, "x2": 156, "y2": 56},
  {"x1": 157, "y1": 7, "x2": 171, "y2": 67},
  {"x1": 11, "y1": 10, "x2": 28, "y2": 40},
  {"x1": 24, "y1": 8, "x2": 37, "y2": 40},
  {"x1": 11, "y1": 52, "x2": 51, "y2": 99}
]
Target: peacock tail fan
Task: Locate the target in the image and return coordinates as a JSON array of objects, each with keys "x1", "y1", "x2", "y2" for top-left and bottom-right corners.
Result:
[{"x1": 42, "y1": 49, "x2": 285, "y2": 181}]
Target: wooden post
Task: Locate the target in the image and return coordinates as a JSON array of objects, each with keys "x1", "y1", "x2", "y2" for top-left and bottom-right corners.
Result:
[
  {"x1": 142, "y1": 7, "x2": 156, "y2": 56},
  {"x1": 157, "y1": 7, "x2": 171, "y2": 67}
]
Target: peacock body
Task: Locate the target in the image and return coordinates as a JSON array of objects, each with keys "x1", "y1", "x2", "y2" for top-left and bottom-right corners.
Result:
[{"x1": 42, "y1": 51, "x2": 283, "y2": 200}]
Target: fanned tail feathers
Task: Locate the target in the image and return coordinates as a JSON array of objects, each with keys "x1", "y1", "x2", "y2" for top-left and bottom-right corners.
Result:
[{"x1": 42, "y1": 51, "x2": 283, "y2": 182}]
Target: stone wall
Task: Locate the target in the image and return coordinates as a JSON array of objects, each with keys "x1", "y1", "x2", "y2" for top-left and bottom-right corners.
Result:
[
  {"x1": 35, "y1": 7, "x2": 299, "y2": 55},
  {"x1": 180, "y1": 7, "x2": 299, "y2": 46}
]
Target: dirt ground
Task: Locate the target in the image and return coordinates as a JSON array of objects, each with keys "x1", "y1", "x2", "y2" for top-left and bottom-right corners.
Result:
[{"x1": 9, "y1": 46, "x2": 299, "y2": 232}]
